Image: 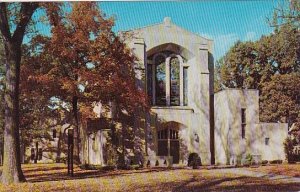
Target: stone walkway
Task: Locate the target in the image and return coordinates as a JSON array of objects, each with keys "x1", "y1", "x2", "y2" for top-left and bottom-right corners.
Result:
[{"x1": 215, "y1": 168, "x2": 300, "y2": 183}]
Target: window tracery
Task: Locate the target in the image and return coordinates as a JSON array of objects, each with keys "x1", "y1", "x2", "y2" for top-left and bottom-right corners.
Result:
[{"x1": 147, "y1": 52, "x2": 188, "y2": 106}]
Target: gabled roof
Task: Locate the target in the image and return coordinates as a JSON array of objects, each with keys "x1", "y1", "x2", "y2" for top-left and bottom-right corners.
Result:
[
  {"x1": 121, "y1": 17, "x2": 213, "y2": 54},
  {"x1": 123, "y1": 17, "x2": 213, "y2": 42}
]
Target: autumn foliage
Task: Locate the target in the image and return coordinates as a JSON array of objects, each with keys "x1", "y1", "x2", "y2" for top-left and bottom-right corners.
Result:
[
  {"x1": 20, "y1": 2, "x2": 148, "y2": 164},
  {"x1": 21, "y1": 2, "x2": 148, "y2": 122}
]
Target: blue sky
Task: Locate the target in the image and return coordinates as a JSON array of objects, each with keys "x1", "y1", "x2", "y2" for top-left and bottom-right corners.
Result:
[{"x1": 100, "y1": 1, "x2": 281, "y2": 61}]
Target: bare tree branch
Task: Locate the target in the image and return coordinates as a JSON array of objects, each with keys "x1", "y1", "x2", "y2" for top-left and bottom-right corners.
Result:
[{"x1": 12, "y1": 3, "x2": 39, "y2": 46}]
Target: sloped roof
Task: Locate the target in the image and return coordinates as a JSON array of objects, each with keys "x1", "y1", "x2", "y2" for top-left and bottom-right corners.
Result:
[{"x1": 123, "y1": 17, "x2": 213, "y2": 42}]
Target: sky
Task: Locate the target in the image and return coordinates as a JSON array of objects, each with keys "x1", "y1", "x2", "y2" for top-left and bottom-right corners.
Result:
[{"x1": 99, "y1": 1, "x2": 281, "y2": 61}]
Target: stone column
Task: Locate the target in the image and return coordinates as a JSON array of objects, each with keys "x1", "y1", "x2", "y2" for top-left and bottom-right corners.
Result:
[
  {"x1": 132, "y1": 38, "x2": 146, "y2": 90},
  {"x1": 166, "y1": 57, "x2": 171, "y2": 106},
  {"x1": 197, "y1": 44, "x2": 211, "y2": 165},
  {"x1": 152, "y1": 64, "x2": 156, "y2": 105},
  {"x1": 131, "y1": 38, "x2": 147, "y2": 160}
]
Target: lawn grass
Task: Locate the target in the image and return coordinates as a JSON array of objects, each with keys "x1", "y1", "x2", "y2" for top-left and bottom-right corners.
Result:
[
  {"x1": 0, "y1": 164, "x2": 299, "y2": 192},
  {"x1": 246, "y1": 163, "x2": 300, "y2": 177}
]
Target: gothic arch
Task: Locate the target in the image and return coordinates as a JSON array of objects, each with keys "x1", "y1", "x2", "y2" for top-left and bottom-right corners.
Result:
[{"x1": 147, "y1": 43, "x2": 194, "y2": 61}]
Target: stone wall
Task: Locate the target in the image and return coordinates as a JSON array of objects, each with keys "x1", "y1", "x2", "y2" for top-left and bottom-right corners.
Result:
[
  {"x1": 214, "y1": 89, "x2": 288, "y2": 165},
  {"x1": 254, "y1": 123, "x2": 288, "y2": 161},
  {"x1": 214, "y1": 89, "x2": 260, "y2": 165}
]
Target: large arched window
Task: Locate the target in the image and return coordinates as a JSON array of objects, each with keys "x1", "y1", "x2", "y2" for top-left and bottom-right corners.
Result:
[{"x1": 147, "y1": 52, "x2": 188, "y2": 106}]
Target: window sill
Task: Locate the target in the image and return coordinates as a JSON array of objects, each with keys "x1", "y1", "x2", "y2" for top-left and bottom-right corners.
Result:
[{"x1": 151, "y1": 106, "x2": 194, "y2": 111}]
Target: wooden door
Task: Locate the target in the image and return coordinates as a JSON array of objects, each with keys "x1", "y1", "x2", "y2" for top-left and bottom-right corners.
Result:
[{"x1": 170, "y1": 140, "x2": 179, "y2": 164}]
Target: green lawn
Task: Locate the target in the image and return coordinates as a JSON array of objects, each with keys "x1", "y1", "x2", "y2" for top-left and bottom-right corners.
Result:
[{"x1": 0, "y1": 164, "x2": 299, "y2": 192}]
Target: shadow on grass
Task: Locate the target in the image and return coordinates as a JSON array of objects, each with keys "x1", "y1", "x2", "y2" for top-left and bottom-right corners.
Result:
[
  {"x1": 23, "y1": 166, "x2": 67, "y2": 173},
  {"x1": 170, "y1": 177, "x2": 300, "y2": 192},
  {"x1": 21, "y1": 165, "x2": 300, "y2": 192},
  {"x1": 120, "y1": 175, "x2": 300, "y2": 192},
  {"x1": 25, "y1": 166, "x2": 178, "y2": 183}
]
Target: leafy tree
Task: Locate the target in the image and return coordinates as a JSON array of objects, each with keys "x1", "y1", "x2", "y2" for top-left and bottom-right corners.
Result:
[
  {"x1": 269, "y1": 0, "x2": 300, "y2": 28},
  {"x1": 0, "y1": 2, "x2": 39, "y2": 184},
  {"x1": 218, "y1": 41, "x2": 258, "y2": 89},
  {"x1": 21, "y1": 2, "x2": 148, "y2": 164},
  {"x1": 217, "y1": 23, "x2": 299, "y2": 124},
  {"x1": 260, "y1": 73, "x2": 300, "y2": 124}
]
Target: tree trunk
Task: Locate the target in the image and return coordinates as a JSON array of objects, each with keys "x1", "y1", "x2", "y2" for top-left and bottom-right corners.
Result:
[
  {"x1": 0, "y1": 3, "x2": 38, "y2": 184},
  {"x1": 1, "y1": 42, "x2": 25, "y2": 184},
  {"x1": 34, "y1": 142, "x2": 38, "y2": 163},
  {"x1": 0, "y1": 88, "x2": 4, "y2": 166},
  {"x1": 56, "y1": 130, "x2": 62, "y2": 163},
  {"x1": 72, "y1": 96, "x2": 80, "y2": 164}
]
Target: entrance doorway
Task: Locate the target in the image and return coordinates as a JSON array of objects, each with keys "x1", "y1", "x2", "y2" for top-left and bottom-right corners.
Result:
[{"x1": 157, "y1": 128, "x2": 180, "y2": 164}]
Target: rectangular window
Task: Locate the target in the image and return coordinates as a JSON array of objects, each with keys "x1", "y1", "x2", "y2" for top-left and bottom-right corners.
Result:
[
  {"x1": 31, "y1": 148, "x2": 35, "y2": 160},
  {"x1": 183, "y1": 67, "x2": 188, "y2": 106},
  {"x1": 241, "y1": 108, "x2": 246, "y2": 139},
  {"x1": 265, "y1": 138, "x2": 269, "y2": 145},
  {"x1": 38, "y1": 148, "x2": 43, "y2": 160},
  {"x1": 241, "y1": 108, "x2": 246, "y2": 124},
  {"x1": 53, "y1": 129, "x2": 57, "y2": 139}
]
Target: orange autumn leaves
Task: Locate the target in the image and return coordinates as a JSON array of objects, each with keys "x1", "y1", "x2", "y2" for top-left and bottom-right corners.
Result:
[{"x1": 20, "y1": 2, "x2": 148, "y2": 122}]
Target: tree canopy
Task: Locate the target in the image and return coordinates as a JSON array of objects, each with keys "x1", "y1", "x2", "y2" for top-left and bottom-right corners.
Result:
[
  {"x1": 0, "y1": 2, "x2": 148, "y2": 183},
  {"x1": 216, "y1": 1, "x2": 300, "y2": 124}
]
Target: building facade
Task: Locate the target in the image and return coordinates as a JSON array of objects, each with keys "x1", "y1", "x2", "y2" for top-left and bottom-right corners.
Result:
[
  {"x1": 81, "y1": 18, "x2": 287, "y2": 166},
  {"x1": 123, "y1": 17, "x2": 214, "y2": 166}
]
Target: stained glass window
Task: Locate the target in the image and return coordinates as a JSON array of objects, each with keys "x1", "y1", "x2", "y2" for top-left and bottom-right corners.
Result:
[
  {"x1": 147, "y1": 53, "x2": 188, "y2": 107},
  {"x1": 183, "y1": 67, "x2": 188, "y2": 106},
  {"x1": 170, "y1": 57, "x2": 180, "y2": 106},
  {"x1": 155, "y1": 55, "x2": 166, "y2": 106}
]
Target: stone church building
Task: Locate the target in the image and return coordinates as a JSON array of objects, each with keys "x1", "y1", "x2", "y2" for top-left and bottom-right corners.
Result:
[{"x1": 80, "y1": 18, "x2": 288, "y2": 167}]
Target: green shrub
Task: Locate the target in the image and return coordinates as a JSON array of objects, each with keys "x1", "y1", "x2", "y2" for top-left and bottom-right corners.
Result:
[
  {"x1": 241, "y1": 154, "x2": 252, "y2": 166},
  {"x1": 79, "y1": 164, "x2": 115, "y2": 170},
  {"x1": 102, "y1": 166, "x2": 116, "y2": 171},
  {"x1": 57, "y1": 156, "x2": 67, "y2": 164},
  {"x1": 283, "y1": 136, "x2": 298, "y2": 163},
  {"x1": 242, "y1": 160, "x2": 251, "y2": 167},
  {"x1": 129, "y1": 164, "x2": 141, "y2": 170},
  {"x1": 245, "y1": 154, "x2": 253, "y2": 162},
  {"x1": 262, "y1": 160, "x2": 268, "y2": 165},
  {"x1": 79, "y1": 164, "x2": 89, "y2": 170},
  {"x1": 188, "y1": 153, "x2": 201, "y2": 169},
  {"x1": 269, "y1": 160, "x2": 283, "y2": 164}
]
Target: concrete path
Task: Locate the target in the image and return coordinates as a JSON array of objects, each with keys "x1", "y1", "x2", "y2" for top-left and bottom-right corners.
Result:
[{"x1": 215, "y1": 168, "x2": 300, "y2": 183}]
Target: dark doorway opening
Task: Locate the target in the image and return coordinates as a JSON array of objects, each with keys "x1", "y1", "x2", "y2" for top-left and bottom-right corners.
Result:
[{"x1": 157, "y1": 128, "x2": 180, "y2": 164}]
